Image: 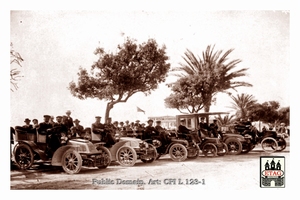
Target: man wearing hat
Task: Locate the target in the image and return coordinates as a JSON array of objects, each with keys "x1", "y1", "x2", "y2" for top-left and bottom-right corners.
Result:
[
  {"x1": 64, "y1": 110, "x2": 74, "y2": 130},
  {"x1": 70, "y1": 119, "x2": 84, "y2": 138},
  {"x1": 50, "y1": 116, "x2": 69, "y2": 147},
  {"x1": 209, "y1": 119, "x2": 219, "y2": 138},
  {"x1": 124, "y1": 120, "x2": 131, "y2": 131},
  {"x1": 144, "y1": 119, "x2": 159, "y2": 139},
  {"x1": 32, "y1": 119, "x2": 39, "y2": 129},
  {"x1": 38, "y1": 115, "x2": 53, "y2": 135},
  {"x1": 23, "y1": 118, "x2": 33, "y2": 131},
  {"x1": 91, "y1": 116, "x2": 105, "y2": 135},
  {"x1": 53, "y1": 116, "x2": 68, "y2": 133},
  {"x1": 155, "y1": 120, "x2": 165, "y2": 133},
  {"x1": 178, "y1": 119, "x2": 191, "y2": 134},
  {"x1": 37, "y1": 115, "x2": 54, "y2": 156}
]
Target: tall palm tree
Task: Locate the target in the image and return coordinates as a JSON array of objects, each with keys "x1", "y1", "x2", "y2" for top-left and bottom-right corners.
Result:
[
  {"x1": 229, "y1": 93, "x2": 257, "y2": 119},
  {"x1": 173, "y1": 45, "x2": 252, "y2": 112}
]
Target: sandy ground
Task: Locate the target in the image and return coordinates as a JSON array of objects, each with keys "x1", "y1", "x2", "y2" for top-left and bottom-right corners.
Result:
[{"x1": 10, "y1": 144, "x2": 290, "y2": 190}]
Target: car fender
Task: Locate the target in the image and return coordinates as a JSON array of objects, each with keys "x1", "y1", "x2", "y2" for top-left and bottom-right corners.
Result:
[
  {"x1": 51, "y1": 145, "x2": 77, "y2": 166},
  {"x1": 14, "y1": 140, "x2": 48, "y2": 160},
  {"x1": 109, "y1": 140, "x2": 130, "y2": 161},
  {"x1": 223, "y1": 134, "x2": 246, "y2": 143}
]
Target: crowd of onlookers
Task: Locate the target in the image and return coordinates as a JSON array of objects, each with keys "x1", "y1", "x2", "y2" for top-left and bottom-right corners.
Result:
[
  {"x1": 10, "y1": 110, "x2": 168, "y2": 144},
  {"x1": 10, "y1": 111, "x2": 290, "y2": 146}
]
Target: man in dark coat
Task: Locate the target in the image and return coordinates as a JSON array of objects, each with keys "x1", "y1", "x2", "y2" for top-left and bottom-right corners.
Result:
[
  {"x1": 64, "y1": 110, "x2": 74, "y2": 130},
  {"x1": 37, "y1": 115, "x2": 54, "y2": 156},
  {"x1": 209, "y1": 119, "x2": 219, "y2": 137},
  {"x1": 23, "y1": 118, "x2": 33, "y2": 130},
  {"x1": 70, "y1": 119, "x2": 84, "y2": 138},
  {"x1": 178, "y1": 119, "x2": 191, "y2": 134},
  {"x1": 38, "y1": 115, "x2": 53, "y2": 135},
  {"x1": 144, "y1": 119, "x2": 159, "y2": 139}
]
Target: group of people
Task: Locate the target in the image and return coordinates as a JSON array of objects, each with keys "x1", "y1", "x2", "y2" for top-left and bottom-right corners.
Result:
[
  {"x1": 178, "y1": 117, "x2": 219, "y2": 138},
  {"x1": 11, "y1": 110, "x2": 169, "y2": 146}
]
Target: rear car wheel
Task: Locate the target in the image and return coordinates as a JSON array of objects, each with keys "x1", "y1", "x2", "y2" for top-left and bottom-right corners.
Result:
[
  {"x1": 217, "y1": 142, "x2": 228, "y2": 156},
  {"x1": 276, "y1": 138, "x2": 287, "y2": 151},
  {"x1": 225, "y1": 138, "x2": 242, "y2": 155},
  {"x1": 97, "y1": 146, "x2": 112, "y2": 169},
  {"x1": 14, "y1": 143, "x2": 34, "y2": 170},
  {"x1": 141, "y1": 144, "x2": 157, "y2": 163},
  {"x1": 261, "y1": 137, "x2": 278, "y2": 153},
  {"x1": 169, "y1": 143, "x2": 188, "y2": 162},
  {"x1": 62, "y1": 149, "x2": 82, "y2": 174},
  {"x1": 116, "y1": 146, "x2": 137, "y2": 167},
  {"x1": 202, "y1": 143, "x2": 217, "y2": 157}
]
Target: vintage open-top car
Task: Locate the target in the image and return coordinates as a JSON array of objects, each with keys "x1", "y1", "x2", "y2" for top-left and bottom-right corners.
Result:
[
  {"x1": 89, "y1": 128, "x2": 157, "y2": 167},
  {"x1": 12, "y1": 126, "x2": 111, "y2": 174},
  {"x1": 143, "y1": 129, "x2": 200, "y2": 161},
  {"x1": 175, "y1": 112, "x2": 230, "y2": 157}
]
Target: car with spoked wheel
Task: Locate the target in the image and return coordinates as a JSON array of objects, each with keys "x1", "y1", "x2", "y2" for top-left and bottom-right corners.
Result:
[
  {"x1": 89, "y1": 128, "x2": 157, "y2": 167},
  {"x1": 12, "y1": 126, "x2": 111, "y2": 174}
]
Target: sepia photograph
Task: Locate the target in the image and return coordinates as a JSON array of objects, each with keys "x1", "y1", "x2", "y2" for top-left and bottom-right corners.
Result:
[{"x1": 4, "y1": 0, "x2": 299, "y2": 196}]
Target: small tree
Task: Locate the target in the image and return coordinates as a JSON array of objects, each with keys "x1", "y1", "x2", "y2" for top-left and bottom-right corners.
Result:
[
  {"x1": 69, "y1": 37, "x2": 170, "y2": 123},
  {"x1": 164, "y1": 74, "x2": 216, "y2": 113},
  {"x1": 10, "y1": 43, "x2": 24, "y2": 92},
  {"x1": 229, "y1": 93, "x2": 257, "y2": 119}
]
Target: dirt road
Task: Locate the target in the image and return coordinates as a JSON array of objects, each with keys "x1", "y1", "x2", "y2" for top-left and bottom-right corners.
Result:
[{"x1": 10, "y1": 146, "x2": 290, "y2": 190}]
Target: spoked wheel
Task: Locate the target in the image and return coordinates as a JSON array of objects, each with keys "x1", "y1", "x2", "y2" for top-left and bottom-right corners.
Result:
[
  {"x1": 96, "y1": 146, "x2": 112, "y2": 169},
  {"x1": 217, "y1": 142, "x2": 228, "y2": 156},
  {"x1": 14, "y1": 143, "x2": 34, "y2": 170},
  {"x1": 202, "y1": 143, "x2": 217, "y2": 157},
  {"x1": 141, "y1": 144, "x2": 157, "y2": 163},
  {"x1": 225, "y1": 138, "x2": 242, "y2": 155},
  {"x1": 62, "y1": 149, "x2": 82, "y2": 174},
  {"x1": 116, "y1": 146, "x2": 137, "y2": 167},
  {"x1": 169, "y1": 143, "x2": 188, "y2": 162},
  {"x1": 276, "y1": 138, "x2": 287, "y2": 151},
  {"x1": 261, "y1": 137, "x2": 278, "y2": 153}
]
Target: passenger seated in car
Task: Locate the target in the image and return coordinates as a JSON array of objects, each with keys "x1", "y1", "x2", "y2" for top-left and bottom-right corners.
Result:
[
  {"x1": 178, "y1": 119, "x2": 191, "y2": 134},
  {"x1": 199, "y1": 117, "x2": 210, "y2": 137},
  {"x1": 145, "y1": 119, "x2": 159, "y2": 139},
  {"x1": 70, "y1": 119, "x2": 84, "y2": 138},
  {"x1": 154, "y1": 120, "x2": 169, "y2": 145},
  {"x1": 209, "y1": 119, "x2": 219, "y2": 138}
]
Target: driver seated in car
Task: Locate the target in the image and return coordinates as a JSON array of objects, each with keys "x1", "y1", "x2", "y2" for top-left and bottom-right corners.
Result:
[
  {"x1": 198, "y1": 117, "x2": 210, "y2": 137},
  {"x1": 178, "y1": 119, "x2": 191, "y2": 134}
]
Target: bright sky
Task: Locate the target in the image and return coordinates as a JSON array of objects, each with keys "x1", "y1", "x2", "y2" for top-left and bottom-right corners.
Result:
[{"x1": 7, "y1": 3, "x2": 292, "y2": 129}]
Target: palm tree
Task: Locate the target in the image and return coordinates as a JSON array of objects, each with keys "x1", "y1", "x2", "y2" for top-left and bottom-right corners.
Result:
[
  {"x1": 173, "y1": 45, "x2": 252, "y2": 112},
  {"x1": 229, "y1": 93, "x2": 257, "y2": 119}
]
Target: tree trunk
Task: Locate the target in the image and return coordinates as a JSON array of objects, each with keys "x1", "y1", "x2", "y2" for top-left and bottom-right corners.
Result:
[
  {"x1": 104, "y1": 102, "x2": 114, "y2": 124},
  {"x1": 204, "y1": 104, "x2": 210, "y2": 112}
]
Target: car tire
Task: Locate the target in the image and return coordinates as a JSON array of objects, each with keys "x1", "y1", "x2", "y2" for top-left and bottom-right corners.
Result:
[
  {"x1": 62, "y1": 149, "x2": 82, "y2": 174},
  {"x1": 116, "y1": 146, "x2": 137, "y2": 167},
  {"x1": 14, "y1": 143, "x2": 34, "y2": 170},
  {"x1": 225, "y1": 138, "x2": 242, "y2": 155},
  {"x1": 97, "y1": 146, "x2": 112, "y2": 169},
  {"x1": 169, "y1": 143, "x2": 188, "y2": 162}
]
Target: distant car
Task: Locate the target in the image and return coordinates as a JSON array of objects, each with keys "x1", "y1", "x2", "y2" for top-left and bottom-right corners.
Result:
[{"x1": 12, "y1": 126, "x2": 111, "y2": 174}]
